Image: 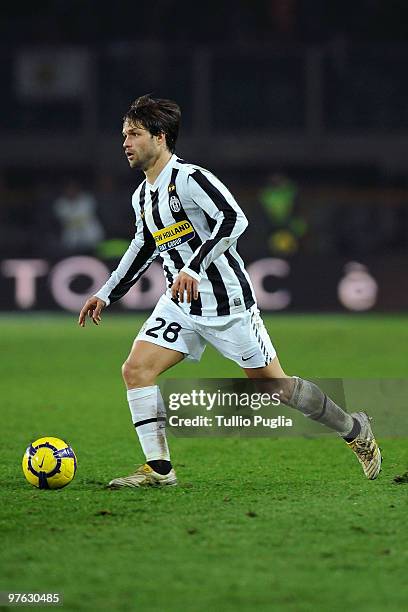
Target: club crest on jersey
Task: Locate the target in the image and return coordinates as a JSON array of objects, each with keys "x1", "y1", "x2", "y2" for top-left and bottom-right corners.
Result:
[
  {"x1": 153, "y1": 220, "x2": 195, "y2": 252},
  {"x1": 169, "y1": 195, "x2": 181, "y2": 213}
]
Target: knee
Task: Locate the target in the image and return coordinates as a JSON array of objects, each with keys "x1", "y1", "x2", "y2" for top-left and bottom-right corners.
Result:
[
  {"x1": 276, "y1": 377, "x2": 296, "y2": 404},
  {"x1": 249, "y1": 376, "x2": 295, "y2": 404},
  {"x1": 121, "y1": 358, "x2": 155, "y2": 388}
]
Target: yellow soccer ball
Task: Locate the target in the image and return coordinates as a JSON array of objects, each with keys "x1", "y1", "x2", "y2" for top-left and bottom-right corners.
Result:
[{"x1": 22, "y1": 437, "x2": 77, "y2": 489}]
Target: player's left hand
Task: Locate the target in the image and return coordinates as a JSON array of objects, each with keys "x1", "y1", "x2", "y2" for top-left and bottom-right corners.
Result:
[{"x1": 171, "y1": 272, "x2": 199, "y2": 303}]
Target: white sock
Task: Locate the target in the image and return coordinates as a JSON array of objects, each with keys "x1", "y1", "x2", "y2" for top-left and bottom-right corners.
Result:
[
  {"x1": 288, "y1": 377, "x2": 354, "y2": 436},
  {"x1": 127, "y1": 385, "x2": 170, "y2": 462}
]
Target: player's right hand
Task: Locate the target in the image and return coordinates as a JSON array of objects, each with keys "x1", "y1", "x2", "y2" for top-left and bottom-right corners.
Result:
[{"x1": 78, "y1": 296, "x2": 106, "y2": 327}]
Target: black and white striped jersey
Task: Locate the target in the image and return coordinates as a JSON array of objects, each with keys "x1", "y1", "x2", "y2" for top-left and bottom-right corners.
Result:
[{"x1": 95, "y1": 154, "x2": 256, "y2": 317}]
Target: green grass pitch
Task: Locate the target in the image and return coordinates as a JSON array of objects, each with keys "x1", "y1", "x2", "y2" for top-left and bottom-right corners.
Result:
[{"x1": 1, "y1": 313, "x2": 407, "y2": 611}]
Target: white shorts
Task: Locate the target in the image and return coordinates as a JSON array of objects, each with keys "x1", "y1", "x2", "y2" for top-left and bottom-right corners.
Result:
[{"x1": 136, "y1": 294, "x2": 276, "y2": 368}]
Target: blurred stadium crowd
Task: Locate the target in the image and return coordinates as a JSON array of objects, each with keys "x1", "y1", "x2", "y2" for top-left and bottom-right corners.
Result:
[
  {"x1": 1, "y1": 0, "x2": 408, "y2": 264},
  {"x1": 1, "y1": 169, "x2": 407, "y2": 263}
]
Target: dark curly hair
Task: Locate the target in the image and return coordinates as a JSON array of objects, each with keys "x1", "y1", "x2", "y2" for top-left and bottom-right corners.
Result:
[{"x1": 123, "y1": 94, "x2": 181, "y2": 153}]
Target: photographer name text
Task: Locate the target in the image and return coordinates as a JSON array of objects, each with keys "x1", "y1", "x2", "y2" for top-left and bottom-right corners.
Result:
[{"x1": 168, "y1": 415, "x2": 293, "y2": 429}]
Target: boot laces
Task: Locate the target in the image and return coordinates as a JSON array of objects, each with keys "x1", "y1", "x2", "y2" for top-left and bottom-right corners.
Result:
[{"x1": 354, "y1": 439, "x2": 374, "y2": 461}]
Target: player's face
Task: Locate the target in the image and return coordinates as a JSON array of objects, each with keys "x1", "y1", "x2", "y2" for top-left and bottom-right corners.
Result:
[{"x1": 122, "y1": 120, "x2": 160, "y2": 170}]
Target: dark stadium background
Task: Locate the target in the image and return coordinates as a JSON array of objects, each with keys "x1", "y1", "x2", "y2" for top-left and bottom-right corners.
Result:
[
  {"x1": 1, "y1": 4, "x2": 408, "y2": 612},
  {"x1": 1, "y1": 0, "x2": 408, "y2": 314}
]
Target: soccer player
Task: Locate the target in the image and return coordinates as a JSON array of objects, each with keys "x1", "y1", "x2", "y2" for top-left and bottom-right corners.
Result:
[{"x1": 78, "y1": 95, "x2": 381, "y2": 487}]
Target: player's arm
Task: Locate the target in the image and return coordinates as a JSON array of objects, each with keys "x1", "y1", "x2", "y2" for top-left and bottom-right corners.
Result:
[
  {"x1": 78, "y1": 206, "x2": 158, "y2": 326},
  {"x1": 174, "y1": 169, "x2": 248, "y2": 296},
  {"x1": 171, "y1": 271, "x2": 199, "y2": 304},
  {"x1": 78, "y1": 295, "x2": 106, "y2": 327}
]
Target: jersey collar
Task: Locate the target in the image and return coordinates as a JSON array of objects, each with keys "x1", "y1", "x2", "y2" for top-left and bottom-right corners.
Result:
[{"x1": 146, "y1": 154, "x2": 176, "y2": 190}]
